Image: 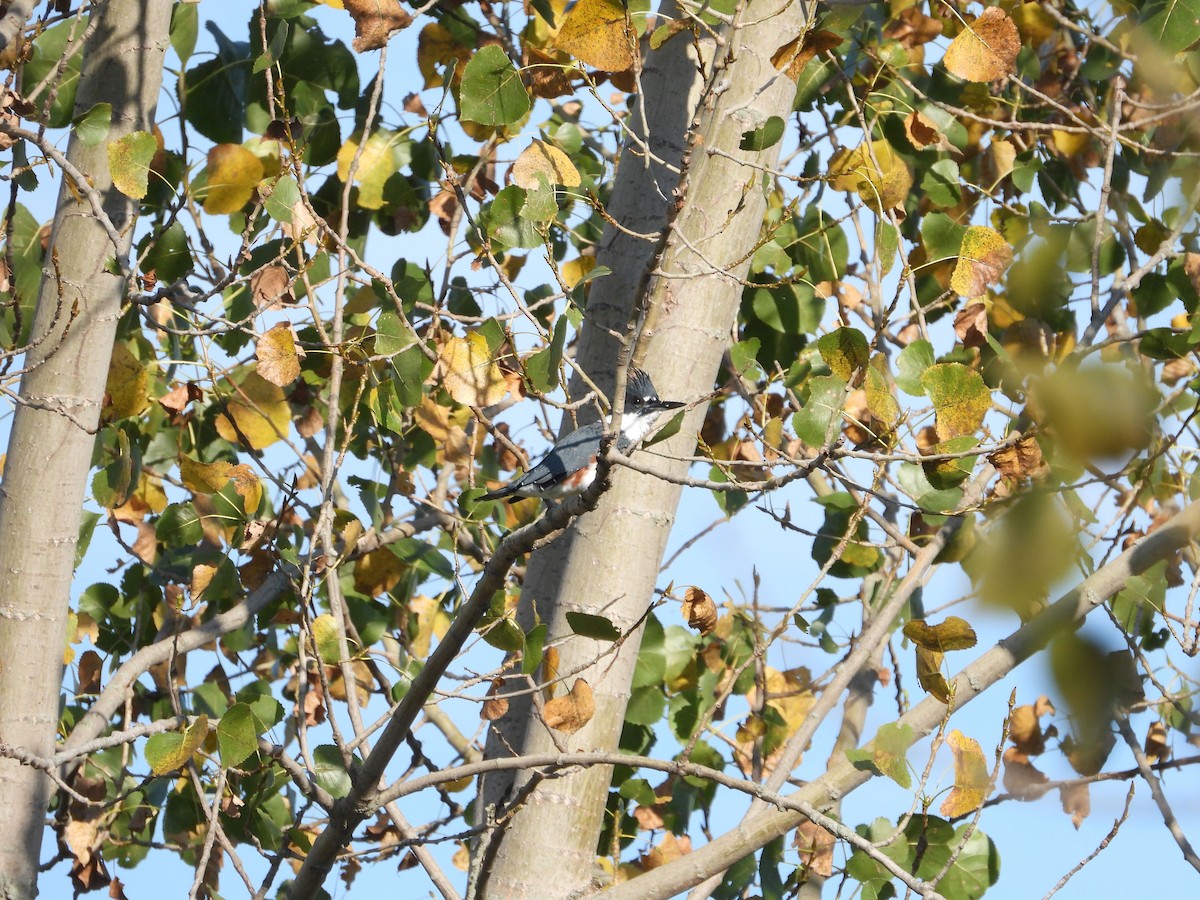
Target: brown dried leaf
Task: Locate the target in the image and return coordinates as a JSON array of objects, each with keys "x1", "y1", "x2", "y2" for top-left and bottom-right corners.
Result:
[
  {"x1": 638, "y1": 833, "x2": 691, "y2": 871},
  {"x1": 988, "y1": 435, "x2": 1049, "y2": 482},
  {"x1": 543, "y1": 678, "x2": 594, "y2": 733},
  {"x1": 681, "y1": 586, "x2": 717, "y2": 635},
  {"x1": 1144, "y1": 721, "x2": 1169, "y2": 763},
  {"x1": 344, "y1": 0, "x2": 413, "y2": 52},
  {"x1": 954, "y1": 302, "x2": 989, "y2": 348},
  {"x1": 943, "y1": 8, "x2": 1020, "y2": 83},
  {"x1": 158, "y1": 381, "x2": 203, "y2": 418},
  {"x1": 482, "y1": 678, "x2": 509, "y2": 720},
  {"x1": 1059, "y1": 781, "x2": 1090, "y2": 828},
  {"x1": 1002, "y1": 747, "x2": 1050, "y2": 798},
  {"x1": 77, "y1": 650, "x2": 102, "y2": 695},
  {"x1": 251, "y1": 264, "x2": 294, "y2": 310},
  {"x1": 771, "y1": 29, "x2": 843, "y2": 81},
  {"x1": 884, "y1": 6, "x2": 944, "y2": 47},
  {"x1": 794, "y1": 821, "x2": 835, "y2": 877}
]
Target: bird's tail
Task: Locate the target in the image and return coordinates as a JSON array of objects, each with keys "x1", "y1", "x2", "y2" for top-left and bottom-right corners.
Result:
[{"x1": 479, "y1": 485, "x2": 518, "y2": 502}]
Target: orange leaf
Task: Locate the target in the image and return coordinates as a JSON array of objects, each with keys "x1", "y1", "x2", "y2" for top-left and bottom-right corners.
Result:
[
  {"x1": 543, "y1": 677, "x2": 594, "y2": 733},
  {"x1": 943, "y1": 8, "x2": 1020, "y2": 83}
]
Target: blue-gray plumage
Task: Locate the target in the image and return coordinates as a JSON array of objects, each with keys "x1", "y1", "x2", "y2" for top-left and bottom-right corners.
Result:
[{"x1": 480, "y1": 369, "x2": 684, "y2": 503}]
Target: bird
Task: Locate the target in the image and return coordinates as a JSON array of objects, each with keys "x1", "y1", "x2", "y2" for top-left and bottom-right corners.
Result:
[{"x1": 479, "y1": 369, "x2": 684, "y2": 503}]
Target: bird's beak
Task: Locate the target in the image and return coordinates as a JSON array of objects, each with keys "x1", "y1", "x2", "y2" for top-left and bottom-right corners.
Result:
[{"x1": 653, "y1": 400, "x2": 686, "y2": 411}]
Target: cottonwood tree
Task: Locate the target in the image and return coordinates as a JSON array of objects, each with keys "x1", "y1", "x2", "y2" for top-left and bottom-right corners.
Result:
[{"x1": 1, "y1": 1, "x2": 1199, "y2": 899}]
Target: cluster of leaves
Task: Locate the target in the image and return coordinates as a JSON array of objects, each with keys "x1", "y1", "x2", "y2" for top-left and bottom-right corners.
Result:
[{"x1": 1, "y1": 0, "x2": 1199, "y2": 897}]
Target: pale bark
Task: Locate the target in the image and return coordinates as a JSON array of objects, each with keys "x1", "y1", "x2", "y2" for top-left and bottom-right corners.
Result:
[
  {"x1": 476, "y1": 0, "x2": 812, "y2": 895},
  {"x1": 0, "y1": 3, "x2": 171, "y2": 897}
]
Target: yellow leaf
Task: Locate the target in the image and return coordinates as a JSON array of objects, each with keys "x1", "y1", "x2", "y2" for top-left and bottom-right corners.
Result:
[
  {"x1": 916, "y1": 645, "x2": 951, "y2": 701},
  {"x1": 555, "y1": 0, "x2": 638, "y2": 72},
  {"x1": 180, "y1": 455, "x2": 234, "y2": 494},
  {"x1": 410, "y1": 594, "x2": 451, "y2": 658},
  {"x1": 902, "y1": 616, "x2": 978, "y2": 652},
  {"x1": 105, "y1": 342, "x2": 149, "y2": 419},
  {"x1": 354, "y1": 548, "x2": 406, "y2": 597},
  {"x1": 311, "y1": 614, "x2": 342, "y2": 664},
  {"x1": 543, "y1": 678, "x2": 595, "y2": 733},
  {"x1": 256, "y1": 322, "x2": 303, "y2": 386},
  {"x1": 561, "y1": 254, "x2": 596, "y2": 289},
  {"x1": 950, "y1": 226, "x2": 1012, "y2": 298},
  {"x1": 227, "y1": 463, "x2": 262, "y2": 515},
  {"x1": 336, "y1": 129, "x2": 405, "y2": 210},
  {"x1": 215, "y1": 371, "x2": 291, "y2": 449},
  {"x1": 940, "y1": 729, "x2": 992, "y2": 817},
  {"x1": 943, "y1": 7, "x2": 1020, "y2": 83},
  {"x1": 190, "y1": 563, "x2": 217, "y2": 599},
  {"x1": 107, "y1": 131, "x2": 157, "y2": 199},
  {"x1": 511, "y1": 140, "x2": 581, "y2": 189},
  {"x1": 439, "y1": 332, "x2": 508, "y2": 407},
  {"x1": 753, "y1": 667, "x2": 814, "y2": 732},
  {"x1": 828, "y1": 140, "x2": 912, "y2": 212},
  {"x1": 203, "y1": 144, "x2": 264, "y2": 214},
  {"x1": 417, "y1": 23, "x2": 471, "y2": 90}
]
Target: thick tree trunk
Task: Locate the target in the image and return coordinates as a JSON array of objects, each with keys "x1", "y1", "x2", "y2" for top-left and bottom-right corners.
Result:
[
  {"x1": 476, "y1": 1, "x2": 810, "y2": 895},
  {"x1": 0, "y1": 4, "x2": 171, "y2": 897}
]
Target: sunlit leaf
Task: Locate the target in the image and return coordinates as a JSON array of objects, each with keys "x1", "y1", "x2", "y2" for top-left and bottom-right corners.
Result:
[
  {"x1": 145, "y1": 715, "x2": 209, "y2": 775},
  {"x1": 108, "y1": 131, "x2": 157, "y2": 200},
  {"x1": 555, "y1": 0, "x2": 637, "y2": 71},
  {"x1": 940, "y1": 730, "x2": 992, "y2": 817},
  {"x1": 202, "y1": 143, "x2": 264, "y2": 214},
  {"x1": 943, "y1": 8, "x2": 1020, "y2": 83}
]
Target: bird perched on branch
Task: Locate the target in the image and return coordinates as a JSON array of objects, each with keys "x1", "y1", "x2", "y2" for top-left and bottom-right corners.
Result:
[{"x1": 480, "y1": 369, "x2": 684, "y2": 503}]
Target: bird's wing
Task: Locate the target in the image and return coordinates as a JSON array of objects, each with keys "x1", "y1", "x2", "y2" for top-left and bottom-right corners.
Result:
[{"x1": 516, "y1": 419, "x2": 604, "y2": 490}]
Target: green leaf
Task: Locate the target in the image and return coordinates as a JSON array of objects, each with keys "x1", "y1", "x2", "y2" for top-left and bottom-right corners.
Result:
[
  {"x1": 217, "y1": 703, "x2": 260, "y2": 768},
  {"x1": 523, "y1": 623, "x2": 547, "y2": 676},
  {"x1": 388, "y1": 537, "x2": 454, "y2": 580},
  {"x1": 565, "y1": 611, "x2": 621, "y2": 641},
  {"x1": 921, "y1": 363, "x2": 989, "y2": 440},
  {"x1": 485, "y1": 185, "x2": 543, "y2": 250},
  {"x1": 921, "y1": 212, "x2": 967, "y2": 263},
  {"x1": 876, "y1": 221, "x2": 899, "y2": 275},
  {"x1": 846, "y1": 722, "x2": 913, "y2": 788},
  {"x1": 793, "y1": 375, "x2": 846, "y2": 447},
  {"x1": 312, "y1": 745, "x2": 352, "y2": 799},
  {"x1": 525, "y1": 315, "x2": 568, "y2": 393},
  {"x1": 739, "y1": 116, "x2": 785, "y2": 151},
  {"x1": 1142, "y1": 0, "x2": 1200, "y2": 54},
  {"x1": 921, "y1": 158, "x2": 962, "y2": 207},
  {"x1": 632, "y1": 615, "x2": 666, "y2": 688},
  {"x1": 376, "y1": 310, "x2": 409, "y2": 357},
  {"x1": 170, "y1": 1, "x2": 199, "y2": 64},
  {"x1": 459, "y1": 45, "x2": 531, "y2": 126},
  {"x1": 624, "y1": 685, "x2": 665, "y2": 725},
  {"x1": 21, "y1": 17, "x2": 89, "y2": 128},
  {"x1": 183, "y1": 23, "x2": 249, "y2": 145},
  {"x1": 72, "y1": 103, "x2": 112, "y2": 147},
  {"x1": 265, "y1": 174, "x2": 300, "y2": 223},
  {"x1": 895, "y1": 340, "x2": 935, "y2": 396},
  {"x1": 157, "y1": 503, "x2": 203, "y2": 547},
  {"x1": 140, "y1": 221, "x2": 193, "y2": 284},
  {"x1": 728, "y1": 338, "x2": 763, "y2": 380}
]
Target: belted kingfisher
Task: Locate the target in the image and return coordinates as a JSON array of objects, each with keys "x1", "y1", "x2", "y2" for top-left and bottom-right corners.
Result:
[{"x1": 480, "y1": 369, "x2": 684, "y2": 502}]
